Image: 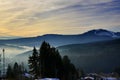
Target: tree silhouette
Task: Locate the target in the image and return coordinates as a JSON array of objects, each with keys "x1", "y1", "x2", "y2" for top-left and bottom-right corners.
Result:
[
  {"x1": 28, "y1": 41, "x2": 77, "y2": 79},
  {"x1": 62, "y1": 55, "x2": 77, "y2": 80},
  {"x1": 39, "y1": 41, "x2": 63, "y2": 78},
  {"x1": 6, "y1": 64, "x2": 14, "y2": 79},
  {"x1": 6, "y1": 62, "x2": 26, "y2": 80},
  {"x1": 13, "y1": 62, "x2": 19, "y2": 79},
  {"x1": 28, "y1": 47, "x2": 39, "y2": 79}
]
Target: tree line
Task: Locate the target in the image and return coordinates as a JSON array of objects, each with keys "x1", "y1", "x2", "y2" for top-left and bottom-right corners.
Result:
[
  {"x1": 5, "y1": 41, "x2": 120, "y2": 80},
  {"x1": 28, "y1": 41, "x2": 78, "y2": 80},
  {"x1": 6, "y1": 62, "x2": 27, "y2": 80}
]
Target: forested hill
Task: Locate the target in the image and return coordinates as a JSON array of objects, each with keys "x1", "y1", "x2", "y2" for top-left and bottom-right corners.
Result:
[{"x1": 57, "y1": 38, "x2": 120, "y2": 73}]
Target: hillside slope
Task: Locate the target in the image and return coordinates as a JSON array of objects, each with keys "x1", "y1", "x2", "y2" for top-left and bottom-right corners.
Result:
[{"x1": 57, "y1": 39, "x2": 120, "y2": 73}]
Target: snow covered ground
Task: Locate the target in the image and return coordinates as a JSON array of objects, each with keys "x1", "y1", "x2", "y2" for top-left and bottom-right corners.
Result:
[{"x1": 37, "y1": 78, "x2": 60, "y2": 80}]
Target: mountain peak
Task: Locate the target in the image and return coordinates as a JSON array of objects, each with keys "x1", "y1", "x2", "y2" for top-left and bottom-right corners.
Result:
[
  {"x1": 84, "y1": 29, "x2": 120, "y2": 38},
  {"x1": 94, "y1": 29, "x2": 118, "y2": 38}
]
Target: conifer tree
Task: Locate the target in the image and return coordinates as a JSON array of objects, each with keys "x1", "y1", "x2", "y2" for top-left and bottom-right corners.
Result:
[
  {"x1": 28, "y1": 47, "x2": 39, "y2": 78},
  {"x1": 39, "y1": 41, "x2": 63, "y2": 79},
  {"x1": 39, "y1": 41, "x2": 51, "y2": 77},
  {"x1": 13, "y1": 62, "x2": 19, "y2": 79},
  {"x1": 6, "y1": 64, "x2": 14, "y2": 79},
  {"x1": 6, "y1": 62, "x2": 26, "y2": 80},
  {"x1": 28, "y1": 41, "x2": 77, "y2": 79},
  {"x1": 62, "y1": 55, "x2": 77, "y2": 80}
]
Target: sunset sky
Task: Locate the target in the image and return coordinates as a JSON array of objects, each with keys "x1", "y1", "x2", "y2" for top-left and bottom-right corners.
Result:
[{"x1": 0, "y1": 0, "x2": 120, "y2": 39}]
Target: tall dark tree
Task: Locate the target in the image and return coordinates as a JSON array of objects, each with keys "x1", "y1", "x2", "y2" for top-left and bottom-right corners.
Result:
[
  {"x1": 6, "y1": 64, "x2": 14, "y2": 79},
  {"x1": 39, "y1": 41, "x2": 50, "y2": 78},
  {"x1": 39, "y1": 41, "x2": 63, "y2": 79},
  {"x1": 62, "y1": 55, "x2": 77, "y2": 80},
  {"x1": 28, "y1": 47, "x2": 39, "y2": 78},
  {"x1": 13, "y1": 62, "x2": 19, "y2": 79},
  {"x1": 54, "y1": 49, "x2": 64, "y2": 79},
  {"x1": 28, "y1": 41, "x2": 77, "y2": 79},
  {"x1": 6, "y1": 62, "x2": 26, "y2": 80}
]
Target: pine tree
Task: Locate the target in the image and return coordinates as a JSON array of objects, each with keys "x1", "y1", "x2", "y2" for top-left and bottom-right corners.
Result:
[
  {"x1": 28, "y1": 47, "x2": 39, "y2": 79},
  {"x1": 39, "y1": 41, "x2": 50, "y2": 77},
  {"x1": 13, "y1": 62, "x2": 19, "y2": 79},
  {"x1": 6, "y1": 62, "x2": 26, "y2": 80},
  {"x1": 39, "y1": 41, "x2": 63, "y2": 79},
  {"x1": 27, "y1": 41, "x2": 77, "y2": 79},
  {"x1": 54, "y1": 49, "x2": 63, "y2": 79},
  {"x1": 6, "y1": 64, "x2": 14, "y2": 79},
  {"x1": 62, "y1": 55, "x2": 77, "y2": 80}
]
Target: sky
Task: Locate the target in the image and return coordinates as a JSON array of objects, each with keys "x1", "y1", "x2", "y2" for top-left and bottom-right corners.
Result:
[{"x1": 0, "y1": 0, "x2": 120, "y2": 39}]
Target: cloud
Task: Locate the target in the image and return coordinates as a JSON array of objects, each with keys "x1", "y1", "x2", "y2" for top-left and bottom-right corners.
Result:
[{"x1": 0, "y1": 0, "x2": 119, "y2": 38}]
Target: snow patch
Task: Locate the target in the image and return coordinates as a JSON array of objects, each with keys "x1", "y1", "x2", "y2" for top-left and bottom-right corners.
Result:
[{"x1": 94, "y1": 29, "x2": 119, "y2": 38}]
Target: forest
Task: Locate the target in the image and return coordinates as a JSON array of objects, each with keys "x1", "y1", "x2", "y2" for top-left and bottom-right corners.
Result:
[{"x1": 6, "y1": 41, "x2": 81, "y2": 80}]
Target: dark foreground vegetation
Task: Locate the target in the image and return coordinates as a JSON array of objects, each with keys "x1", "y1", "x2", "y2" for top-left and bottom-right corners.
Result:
[
  {"x1": 6, "y1": 41, "x2": 80, "y2": 80},
  {"x1": 28, "y1": 41, "x2": 78, "y2": 80},
  {"x1": 5, "y1": 41, "x2": 120, "y2": 80}
]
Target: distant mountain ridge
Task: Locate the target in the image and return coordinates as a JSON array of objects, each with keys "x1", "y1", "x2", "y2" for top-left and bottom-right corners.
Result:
[
  {"x1": 0, "y1": 29, "x2": 120, "y2": 47},
  {"x1": 82, "y1": 29, "x2": 120, "y2": 38}
]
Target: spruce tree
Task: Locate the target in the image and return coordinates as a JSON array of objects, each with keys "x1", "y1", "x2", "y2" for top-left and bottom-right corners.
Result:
[
  {"x1": 13, "y1": 62, "x2": 19, "y2": 79},
  {"x1": 6, "y1": 62, "x2": 26, "y2": 80},
  {"x1": 39, "y1": 41, "x2": 49, "y2": 77},
  {"x1": 6, "y1": 64, "x2": 14, "y2": 79},
  {"x1": 54, "y1": 49, "x2": 63, "y2": 79},
  {"x1": 39, "y1": 41, "x2": 63, "y2": 79},
  {"x1": 27, "y1": 41, "x2": 77, "y2": 79},
  {"x1": 28, "y1": 47, "x2": 39, "y2": 78},
  {"x1": 62, "y1": 55, "x2": 77, "y2": 80}
]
